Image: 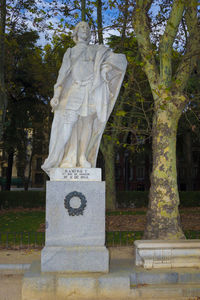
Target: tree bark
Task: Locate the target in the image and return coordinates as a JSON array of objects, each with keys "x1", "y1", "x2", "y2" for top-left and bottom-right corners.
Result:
[
  {"x1": 121, "y1": 0, "x2": 128, "y2": 41},
  {"x1": 0, "y1": 0, "x2": 7, "y2": 140},
  {"x1": 97, "y1": 0, "x2": 103, "y2": 44},
  {"x1": 24, "y1": 152, "x2": 33, "y2": 191},
  {"x1": 5, "y1": 149, "x2": 14, "y2": 191},
  {"x1": 144, "y1": 139, "x2": 151, "y2": 190},
  {"x1": 81, "y1": 0, "x2": 86, "y2": 21},
  {"x1": 144, "y1": 101, "x2": 185, "y2": 239},
  {"x1": 101, "y1": 140, "x2": 116, "y2": 210}
]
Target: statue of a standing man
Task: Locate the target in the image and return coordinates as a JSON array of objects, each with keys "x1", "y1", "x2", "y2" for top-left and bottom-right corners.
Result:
[{"x1": 42, "y1": 22, "x2": 127, "y2": 175}]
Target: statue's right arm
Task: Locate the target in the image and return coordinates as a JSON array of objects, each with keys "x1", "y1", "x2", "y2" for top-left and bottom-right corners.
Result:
[{"x1": 51, "y1": 48, "x2": 71, "y2": 111}]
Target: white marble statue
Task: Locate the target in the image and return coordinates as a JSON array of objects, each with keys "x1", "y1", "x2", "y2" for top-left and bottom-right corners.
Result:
[{"x1": 42, "y1": 21, "x2": 127, "y2": 175}]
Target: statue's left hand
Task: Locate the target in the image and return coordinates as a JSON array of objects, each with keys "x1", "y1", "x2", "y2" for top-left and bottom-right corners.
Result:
[
  {"x1": 50, "y1": 97, "x2": 59, "y2": 112},
  {"x1": 101, "y1": 64, "x2": 112, "y2": 82}
]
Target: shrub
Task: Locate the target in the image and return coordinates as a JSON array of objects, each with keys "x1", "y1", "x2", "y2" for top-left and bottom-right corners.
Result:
[
  {"x1": 179, "y1": 191, "x2": 200, "y2": 207},
  {"x1": 116, "y1": 191, "x2": 200, "y2": 208},
  {"x1": 0, "y1": 190, "x2": 200, "y2": 209},
  {"x1": 0, "y1": 191, "x2": 45, "y2": 209},
  {"x1": 116, "y1": 191, "x2": 149, "y2": 208}
]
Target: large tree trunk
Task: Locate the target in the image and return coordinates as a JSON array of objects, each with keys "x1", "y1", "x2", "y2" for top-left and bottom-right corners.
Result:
[
  {"x1": 121, "y1": 0, "x2": 128, "y2": 41},
  {"x1": 97, "y1": 0, "x2": 103, "y2": 44},
  {"x1": 144, "y1": 103, "x2": 185, "y2": 239},
  {"x1": 81, "y1": 0, "x2": 86, "y2": 21},
  {"x1": 5, "y1": 149, "x2": 14, "y2": 191},
  {"x1": 144, "y1": 139, "x2": 151, "y2": 190},
  {"x1": 24, "y1": 152, "x2": 33, "y2": 191},
  {"x1": 0, "y1": 0, "x2": 7, "y2": 140},
  {"x1": 101, "y1": 140, "x2": 116, "y2": 210}
]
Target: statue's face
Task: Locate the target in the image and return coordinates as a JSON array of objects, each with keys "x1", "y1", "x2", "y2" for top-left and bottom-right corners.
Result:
[{"x1": 77, "y1": 22, "x2": 90, "y2": 42}]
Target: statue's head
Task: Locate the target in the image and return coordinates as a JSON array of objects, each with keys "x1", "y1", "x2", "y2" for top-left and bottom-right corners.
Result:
[{"x1": 72, "y1": 21, "x2": 91, "y2": 44}]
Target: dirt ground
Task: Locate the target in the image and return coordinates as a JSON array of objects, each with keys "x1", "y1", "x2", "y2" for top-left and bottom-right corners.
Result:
[
  {"x1": 2, "y1": 207, "x2": 200, "y2": 232},
  {"x1": 106, "y1": 207, "x2": 200, "y2": 231},
  {"x1": 0, "y1": 274, "x2": 22, "y2": 300},
  {"x1": 0, "y1": 249, "x2": 41, "y2": 264}
]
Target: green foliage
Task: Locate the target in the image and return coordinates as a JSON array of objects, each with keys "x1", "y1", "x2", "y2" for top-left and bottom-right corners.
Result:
[
  {"x1": 3, "y1": 29, "x2": 50, "y2": 188},
  {"x1": 0, "y1": 191, "x2": 45, "y2": 209},
  {"x1": 101, "y1": 34, "x2": 153, "y2": 161},
  {"x1": 185, "y1": 230, "x2": 200, "y2": 239}
]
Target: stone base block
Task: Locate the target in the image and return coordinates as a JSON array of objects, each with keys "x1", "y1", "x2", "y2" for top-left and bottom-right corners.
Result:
[
  {"x1": 22, "y1": 261, "x2": 131, "y2": 300},
  {"x1": 57, "y1": 277, "x2": 97, "y2": 300},
  {"x1": 98, "y1": 275, "x2": 130, "y2": 298},
  {"x1": 134, "y1": 240, "x2": 200, "y2": 269},
  {"x1": 21, "y1": 258, "x2": 200, "y2": 300},
  {"x1": 41, "y1": 246, "x2": 109, "y2": 273}
]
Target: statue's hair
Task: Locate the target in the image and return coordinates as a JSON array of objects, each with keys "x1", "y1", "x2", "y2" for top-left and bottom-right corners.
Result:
[{"x1": 72, "y1": 21, "x2": 91, "y2": 44}]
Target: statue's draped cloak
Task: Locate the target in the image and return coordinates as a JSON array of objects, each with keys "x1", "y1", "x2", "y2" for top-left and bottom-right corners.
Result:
[{"x1": 42, "y1": 44, "x2": 127, "y2": 174}]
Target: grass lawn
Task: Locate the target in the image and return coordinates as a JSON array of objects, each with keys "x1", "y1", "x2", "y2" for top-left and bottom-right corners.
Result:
[
  {"x1": 0, "y1": 210, "x2": 146, "y2": 233},
  {"x1": 0, "y1": 211, "x2": 45, "y2": 247},
  {"x1": 0, "y1": 211, "x2": 45, "y2": 232},
  {"x1": 0, "y1": 209, "x2": 200, "y2": 248}
]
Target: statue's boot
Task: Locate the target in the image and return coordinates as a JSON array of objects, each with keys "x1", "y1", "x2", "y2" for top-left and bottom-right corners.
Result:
[{"x1": 79, "y1": 155, "x2": 91, "y2": 168}]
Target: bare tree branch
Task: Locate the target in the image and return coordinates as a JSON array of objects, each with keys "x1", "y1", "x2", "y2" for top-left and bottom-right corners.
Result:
[
  {"x1": 133, "y1": 0, "x2": 159, "y2": 94},
  {"x1": 174, "y1": 0, "x2": 200, "y2": 92},
  {"x1": 159, "y1": 0, "x2": 185, "y2": 87}
]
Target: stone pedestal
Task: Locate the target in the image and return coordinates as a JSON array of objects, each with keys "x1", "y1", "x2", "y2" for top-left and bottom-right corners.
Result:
[{"x1": 41, "y1": 168, "x2": 109, "y2": 273}]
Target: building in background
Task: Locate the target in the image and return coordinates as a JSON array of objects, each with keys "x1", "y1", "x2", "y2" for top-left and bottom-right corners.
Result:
[{"x1": 1, "y1": 131, "x2": 200, "y2": 191}]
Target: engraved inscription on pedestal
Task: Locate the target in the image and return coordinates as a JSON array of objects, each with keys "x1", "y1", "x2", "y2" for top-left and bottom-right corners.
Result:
[
  {"x1": 63, "y1": 169, "x2": 90, "y2": 180},
  {"x1": 50, "y1": 168, "x2": 102, "y2": 181}
]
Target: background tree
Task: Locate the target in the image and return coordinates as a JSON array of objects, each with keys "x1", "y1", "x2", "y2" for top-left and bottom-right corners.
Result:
[
  {"x1": 100, "y1": 34, "x2": 153, "y2": 209},
  {"x1": 177, "y1": 63, "x2": 200, "y2": 191},
  {"x1": 0, "y1": 0, "x2": 64, "y2": 141},
  {"x1": 0, "y1": 0, "x2": 7, "y2": 140},
  {"x1": 97, "y1": 0, "x2": 103, "y2": 44},
  {"x1": 133, "y1": 0, "x2": 200, "y2": 239},
  {"x1": 81, "y1": 0, "x2": 86, "y2": 21},
  {"x1": 3, "y1": 30, "x2": 50, "y2": 190}
]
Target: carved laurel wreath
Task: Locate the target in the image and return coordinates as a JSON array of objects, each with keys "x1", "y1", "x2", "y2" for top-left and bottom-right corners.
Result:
[{"x1": 64, "y1": 191, "x2": 87, "y2": 216}]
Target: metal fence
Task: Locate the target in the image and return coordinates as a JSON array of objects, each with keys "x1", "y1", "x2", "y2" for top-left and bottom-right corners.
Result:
[
  {"x1": 0, "y1": 232, "x2": 45, "y2": 249},
  {"x1": 0, "y1": 231, "x2": 143, "y2": 249},
  {"x1": 0, "y1": 230, "x2": 199, "y2": 249}
]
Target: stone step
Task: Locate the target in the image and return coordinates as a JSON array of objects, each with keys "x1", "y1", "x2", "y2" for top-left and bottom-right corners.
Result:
[
  {"x1": 131, "y1": 283, "x2": 200, "y2": 299},
  {"x1": 130, "y1": 268, "x2": 200, "y2": 285},
  {"x1": 134, "y1": 240, "x2": 200, "y2": 269}
]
